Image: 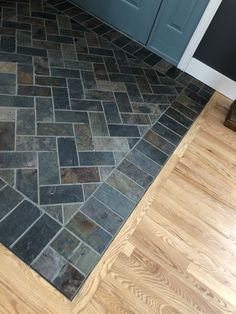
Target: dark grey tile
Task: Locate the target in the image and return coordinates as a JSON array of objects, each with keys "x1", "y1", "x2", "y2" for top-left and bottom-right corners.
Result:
[
  {"x1": 109, "y1": 73, "x2": 135, "y2": 84},
  {"x1": 79, "y1": 152, "x2": 115, "y2": 166},
  {"x1": 18, "y1": 85, "x2": 51, "y2": 97},
  {"x1": 77, "y1": 53, "x2": 103, "y2": 63},
  {"x1": 85, "y1": 90, "x2": 114, "y2": 101},
  {"x1": 88, "y1": 47, "x2": 113, "y2": 57},
  {"x1": 66, "y1": 211, "x2": 112, "y2": 254},
  {"x1": 0, "y1": 152, "x2": 37, "y2": 168},
  {"x1": 0, "y1": 200, "x2": 41, "y2": 247},
  {"x1": 81, "y1": 196, "x2": 123, "y2": 235},
  {"x1": 53, "y1": 87, "x2": 70, "y2": 109},
  {"x1": 142, "y1": 94, "x2": 169, "y2": 105},
  {"x1": 68, "y1": 78, "x2": 84, "y2": 99},
  {"x1": 81, "y1": 70, "x2": 97, "y2": 90},
  {"x1": 58, "y1": 138, "x2": 78, "y2": 167},
  {"x1": 53, "y1": 263, "x2": 84, "y2": 300},
  {"x1": 71, "y1": 99, "x2": 102, "y2": 112},
  {"x1": 32, "y1": 24, "x2": 46, "y2": 40},
  {"x1": 12, "y1": 214, "x2": 61, "y2": 263},
  {"x1": 32, "y1": 246, "x2": 66, "y2": 281},
  {"x1": 104, "y1": 56, "x2": 119, "y2": 73},
  {"x1": 40, "y1": 185, "x2": 83, "y2": 205},
  {"x1": 158, "y1": 114, "x2": 188, "y2": 136},
  {"x1": 36, "y1": 97, "x2": 54, "y2": 122},
  {"x1": 31, "y1": 11, "x2": 56, "y2": 20},
  {"x1": 0, "y1": 52, "x2": 32, "y2": 64},
  {"x1": 131, "y1": 102, "x2": 164, "y2": 115},
  {"x1": 152, "y1": 122, "x2": 181, "y2": 146},
  {"x1": 106, "y1": 169, "x2": 144, "y2": 203},
  {"x1": 103, "y1": 101, "x2": 121, "y2": 124},
  {"x1": 43, "y1": 205, "x2": 63, "y2": 224},
  {"x1": 0, "y1": 185, "x2": 23, "y2": 220},
  {"x1": 165, "y1": 107, "x2": 193, "y2": 128},
  {"x1": 61, "y1": 167, "x2": 100, "y2": 184},
  {"x1": 47, "y1": 34, "x2": 73, "y2": 44},
  {"x1": 126, "y1": 149, "x2": 161, "y2": 176},
  {"x1": 45, "y1": 20, "x2": 59, "y2": 34},
  {"x1": 51, "y1": 229, "x2": 80, "y2": 259},
  {"x1": 108, "y1": 125, "x2": 140, "y2": 137},
  {"x1": 37, "y1": 123, "x2": 73, "y2": 136},
  {"x1": 0, "y1": 35, "x2": 16, "y2": 53},
  {"x1": 16, "y1": 169, "x2": 38, "y2": 203},
  {"x1": 89, "y1": 112, "x2": 108, "y2": 136},
  {"x1": 144, "y1": 130, "x2": 175, "y2": 155},
  {"x1": 93, "y1": 137, "x2": 129, "y2": 152},
  {"x1": 136, "y1": 75, "x2": 152, "y2": 94},
  {"x1": 134, "y1": 47, "x2": 152, "y2": 59},
  {"x1": 65, "y1": 59, "x2": 92, "y2": 71},
  {"x1": 39, "y1": 152, "x2": 60, "y2": 185},
  {"x1": 35, "y1": 76, "x2": 66, "y2": 87},
  {"x1": 121, "y1": 113, "x2": 150, "y2": 125},
  {"x1": 0, "y1": 121, "x2": 15, "y2": 151},
  {"x1": 34, "y1": 56, "x2": 49, "y2": 75},
  {"x1": 136, "y1": 139, "x2": 168, "y2": 166},
  {"x1": 70, "y1": 243, "x2": 99, "y2": 275},
  {"x1": 74, "y1": 124, "x2": 94, "y2": 151},
  {"x1": 16, "y1": 136, "x2": 56, "y2": 152},
  {"x1": 93, "y1": 24, "x2": 112, "y2": 35},
  {"x1": 114, "y1": 92, "x2": 132, "y2": 113},
  {"x1": 51, "y1": 68, "x2": 81, "y2": 78},
  {"x1": 17, "y1": 30, "x2": 32, "y2": 46},
  {"x1": 125, "y1": 83, "x2": 143, "y2": 102},
  {"x1": 48, "y1": 49, "x2": 64, "y2": 67},
  {"x1": 83, "y1": 183, "x2": 100, "y2": 200},
  {"x1": 0, "y1": 169, "x2": 14, "y2": 186},
  {"x1": 55, "y1": 111, "x2": 88, "y2": 123},
  {"x1": 123, "y1": 41, "x2": 143, "y2": 54},
  {"x1": 17, "y1": 45, "x2": 47, "y2": 57},
  {"x1": 0, "y1": 73, "x2": 16, "y2": 94},
  {"x1": 151, "y1": 85, "x2": 178, "y2": 95},
  {"x1": 93, "y1": 63, "x2": 109, "y2": 80},
  {"x1": 17, "y1": 109, "x2": 35, "y2": 135},
  {"x1": 144, "y1": 53, "x2": 162, "y2": 66},
  {"x1": 118, "y1": 159, "x2": 153, "y2": 189}
]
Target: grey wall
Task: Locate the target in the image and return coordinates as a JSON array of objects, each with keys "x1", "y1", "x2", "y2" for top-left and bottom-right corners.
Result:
[{"x1": 194, "y1": 0, "x2": 236, "y2": 81}]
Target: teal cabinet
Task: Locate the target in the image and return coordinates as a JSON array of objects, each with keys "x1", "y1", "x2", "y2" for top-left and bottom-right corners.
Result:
[
  {"x1": 147, "y1": 0, "x2": 209, "y2": 65},
  {"x1": 72, "y1": 0, "x2": 163, "y2": 44}
]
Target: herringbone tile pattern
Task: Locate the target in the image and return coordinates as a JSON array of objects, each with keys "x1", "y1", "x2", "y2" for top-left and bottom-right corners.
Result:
[{"x1": 0, "y1": 0, "x2": 214, "y2": 299}]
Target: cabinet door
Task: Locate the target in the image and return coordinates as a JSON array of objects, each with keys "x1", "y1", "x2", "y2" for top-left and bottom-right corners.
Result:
[
  {"x1": 147, "y1": 0, "x2": 209, "y2": 65},
  {"x1": 72, "y1": 0, "x2": 163, "y2": 44}
]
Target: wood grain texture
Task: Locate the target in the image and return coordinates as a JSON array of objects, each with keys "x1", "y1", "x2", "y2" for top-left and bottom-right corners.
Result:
[{"x1": 0, "y1": 92, "x2": 236, "y2": 313}]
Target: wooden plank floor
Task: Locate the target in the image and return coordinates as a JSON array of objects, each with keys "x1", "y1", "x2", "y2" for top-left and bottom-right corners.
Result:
[{"x1": 0, "y1": 92, "x2": 236, "y2": 313}]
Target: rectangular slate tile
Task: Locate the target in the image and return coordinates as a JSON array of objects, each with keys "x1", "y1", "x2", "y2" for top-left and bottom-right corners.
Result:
[
  {"x1": 70, "y1": 243, "x2": 99, "y2": 275},
  {"x1": 16, "y1": 169, "x2": 38, "y2": 203},
  {"x1": 144, "y1": 53, "x2": 162, "y2": 66},
  {"x1": 17, "y1": 109, "x2": 35, "y2": 135},
  {"x1": 17, "y1": 30, "x2": 31, "y2": 46},
  {"x1": 33, "y1": 40, "x2": 60, "y2": 50},
  {"x1": 152, "y1": 122, "x2": 181, "y2": 146},
  {"x1": 136, "y1": 75, "x2": 152, "y2": 94},
  {"x1": 64, "y1": 60, "x2": 92, "y2": 71},
  {"x1": 57, "y1": 15, "x2": 71, "y2": 29},
  {"x1": 32, "y1": 11, "x2": 56, "y2": 20},
  {"x1": 165, "y1": 107, "x2": 192, "y2": 128},
  {"x1": 32, "y1": 247, "x2": 66, "y2": 281},
  {"x1": 36, "y1": 97, "x2": 54, "y2": 122},
  {"x1": 134, "y1": 47, "x2": 152, "y2": 59},
  {"x1": 113, "y1": 50, "x2": 129, "y2": 66},
  {"x1": 97, "y1": 80, "x2": 126, "y2": 92},
  {"x1": 17, "y1": 45, "x2": 47, "y2": 57},
  {"x1": 79, "y1": 152, "x2": 115, "y2": 166},
  {"x1": 77, "y1": 53, "x2": 103, "y2": 63},
  {"x1": 125, "y1": 83, "x2": 143, "y2": 102},
  {"x1": 0, "y1": 121, "x2": 15, "y2": 150},
  {"x1": 53, "y1": 263, "x2": 84, "y2": 300},
  {"x1": 118, "y1": 159, "x2": 153, "y2": 189},
  {"x1": 51, "y1": 229, "x2": 80, "y2": 259},
  {"x1": 0, "y1": 200, "x2": 41, "y2": 247},
  {"x1": 93, "y1": 63, "x2": 109, "y2": 80},
  {"x1": 114, "y1": 92, "x2": 132, "y2": 113},
  {"x1": 12, "y1": 214, "x2": 61, "y2": 263},
  {"x1": 32, "y1": 25, "x2": 46, "y2": 40},
  {"x1": 113, "y1": 35, "x2": 131, "y2": 48},
  {"x1": 103, "y1": 101, "x2": 121, "y2": 124},
  {"x1": 16, "y1": 136, "x2": 56, "y2": 151},
  {"x1": 171, "y1": 101, "x2": 198, "y2": 121},
  {"x1": 104, "y1": 56, "x2": 119, "y2": 73},
  {"x1": 45, "y1": 20, "x2": 59, "y2": 34},
  {"x1": 48, "y1": 49, "x2": 64, "y2": 67},
  {"x1": 58, "y1": 138, "x2": 78, "y2": 167},
  {"x1": 18, "y1": 85, "x2": 51, "y2": 97},
  {"x1": 66, "y1": 210, "x2": 111, "y2": 253},
  {"x1": 0, "y1": 185, "x2": 23, "y2": 220},
  {"x1": 123, "y1": 41, "x2": 143, "y2": 54},
  {"x1": 0, "y1": 52, "x2": 32, "y2": 64},
  {"x1": 74, "y1": 37, "x2": 88, "y2": 54},
  {"x1": 81, "y1": 70, "x2": 97, "y2": 90},
  {"x1": 93, "y1": 24, "x2": 112, "y2": 35},
  {"x1": 0, "y1": 152, "x2": 37, "y2": 168},
  {"x1": 68, "y1": 78, "x2": 84, "y2": 99},
  {"x1": 93, "y1": 137, "x2": 129, "y2": 152},
  {"x1": 158, "y1": 114, "x2": 188, "y2": 136},
  {"x1": 88, "y1": 47, "x2": 113, "y2": 57},
  {"x1": 144, "y1": 69, "x2": 160, "y2": 85},
  {"x1": 108, "y1": 125, "x2": 140, "y2": 137},
  {"x1": 106, "y1": 169, "x2": 144, "y2": 203},
  {"x1": 51, "y1": 68, "x2": 81, "y2": 79},
  {"x1": 55, "y1": 111, "x2": 88, "y2": 123},
  {"x1": 121, "y1": 113, "x2": 150, "y2": 125},
  {"x1": 53, "y1": 87, "x2": 70, "y2": 109},
  {"x1": 0, "y1": 170, "x2": 13, "y2": 186},
  {"x1": 109, "y1": 73, "x2": 135, "y2": 83},
  {"x1": 17, "y1": 64, "x2": 33, "y2": 85},
  {"x1": 0, "y1": 73, "x2": 16, "y2": 94},
  {"x1": 151, "y1": 85, "x2": 178, "y2": 95},
  {"x1": 71, "y1": 99, "x2": 102, "y2": 112},
  {"x1": 37, "y1": 123, "x2": 73, "y2": 137},
  {"x1": 85, "y1": 90, "x2": 114, "y2": 101},
  {"x1": 35, "y1": 76, "x2": 66, "y2": 87},
  {"x1": 89, "y1": 112, "x2": 108, "y2": 136},
  {"x1": 119, "y1": 66, "x2": 144, "y2": 76},
  {"x1": 136, "y1": 139, "x2": 168, "y2": 166},
  {"x1": 0, "y1": 62, "x2": 16, "y2": 74},
  {"x1": 126, "y1": 149, "x2": 161, "y2": 176},
  {"x1": 40, "y1": 185, "x2": 83, "y2": 205},
  {"x1": 142, "y1": 94, "x2": 169, "y2": 105},
  {"x1": 39, "y1": 152, "x2": 60, "y2": 185},
  {"x1": 61, "y1": 167, "x2": 100, "y2": 184},
  {"x1": 34, "y1": 56, "x2": 49, "y2": 75},
  {"x1": 3, "y1": 21, "x2": 30, "y2": 31},
  {"x1": 81, "y1": 196, "x2": 123, "y2": 235},
  {"x1": 144, "y1": 130, "x2": 175, "y2": 155},
  {"x1": 0, "y1": 27, "x2": 15, "y2": 36},
  {"x1": 62, "y1": 43, "x2": 77, "y2": 60},
  {"x1": 0, "y1": 36, "x2": 15, "y2": 53},
  {"x1": 74, "y1": 124, "x2": 94, "y2": 151},
  {"x1": 47, "y1": 34, "x2": 74, "y2": 44}
]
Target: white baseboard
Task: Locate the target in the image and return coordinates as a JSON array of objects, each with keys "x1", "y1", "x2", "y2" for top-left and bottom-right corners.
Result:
[{"x1": 185, "y1": 58, "x2": 236, "y2": 100}]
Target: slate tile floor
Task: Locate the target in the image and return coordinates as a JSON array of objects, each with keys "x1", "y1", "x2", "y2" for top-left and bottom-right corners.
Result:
[{"x1": 0, "y1": 0, "x2": 214, "y2": 300}]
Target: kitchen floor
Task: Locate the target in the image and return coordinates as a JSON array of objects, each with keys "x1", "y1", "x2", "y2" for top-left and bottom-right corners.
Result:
[{"x1": 0, "y1": 0, "x2": 214, "y2": 300}]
